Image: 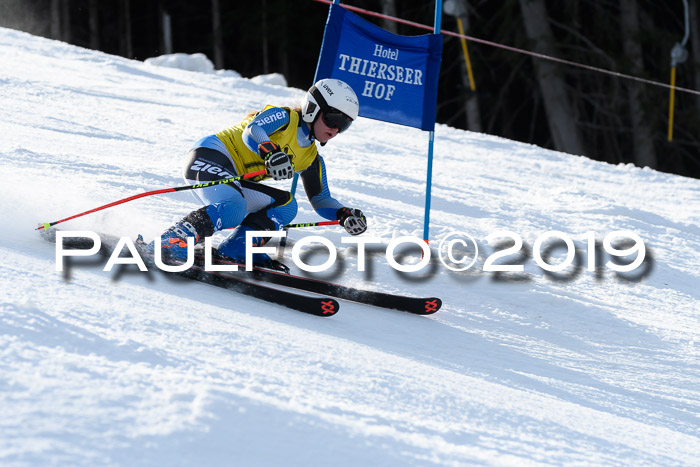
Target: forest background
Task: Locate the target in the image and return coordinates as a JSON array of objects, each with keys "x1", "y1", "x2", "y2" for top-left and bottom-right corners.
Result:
[{"x1": 2, "y1": 0, "x2": 699, "y2": 179}]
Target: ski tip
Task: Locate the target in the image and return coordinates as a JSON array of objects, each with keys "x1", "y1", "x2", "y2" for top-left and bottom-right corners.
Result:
[
  {"x1": 420, "y1": 297, "x2": 442, "y2": 315},
  {"x1": 37, "y1": 224, "x2": 57, "y2": 241},
  {"x1": 316, "y1": 298, "x2": 340, "y2": 317}
]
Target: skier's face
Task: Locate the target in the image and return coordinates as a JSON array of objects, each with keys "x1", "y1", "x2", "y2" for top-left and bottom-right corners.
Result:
[{"x1": 313, "y1": 113, "x2": 340, "y2": 144}]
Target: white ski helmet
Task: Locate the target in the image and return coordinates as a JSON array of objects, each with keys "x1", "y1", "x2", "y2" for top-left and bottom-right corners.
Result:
[{"x1": 301, "y1": 79, "x2": 359, "y2": 133}]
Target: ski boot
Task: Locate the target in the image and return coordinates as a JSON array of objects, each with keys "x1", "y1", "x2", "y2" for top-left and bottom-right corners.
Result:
[
  {"x1": 217, "y1": 225, "x2": 290, "y2": 273},
  {"x1": 150, "y1": 207, "x2": 215, "y2": 262}
]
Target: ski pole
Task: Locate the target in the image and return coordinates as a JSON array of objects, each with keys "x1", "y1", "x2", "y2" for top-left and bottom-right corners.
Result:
[
  {"x1": 37, "y1": 170, "x2": 267, "y2": 231},
  {"x1": 277, "y1": 173, "x2": 300, "y2": 257},
  {"x1": 284, "y1": 220, "x2": 340, "y2": 229},
  {"x1": 222, "y1": 220, "x2": 339, "y2": 232},
  {"x1": 276, "y1": 219, "x2": 340, "y2": 258}
]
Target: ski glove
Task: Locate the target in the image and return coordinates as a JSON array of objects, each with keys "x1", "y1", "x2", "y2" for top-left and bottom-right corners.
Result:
[
  {"x1": 337, "y1": 207, "x2": 367, "y2": 236},
  {"x1": 258, "y1": 141, "x2": 294, "y2": 180}
]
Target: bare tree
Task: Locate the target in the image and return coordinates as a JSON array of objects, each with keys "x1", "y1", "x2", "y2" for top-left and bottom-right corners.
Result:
[
  {"x1": 50, "y1": 0, "x2": 60, "y2": 40},
  {"x1": 279, "y1": 7, "x2": 290, "y2": 81},
  {"x1": 212, "y1": 0, "x2": 224, "y2": 69},
  {"x1": 89, "y1": 0, "x2": 99, "y2": 50},
  {"x1": 60, "y1": 0, "x2": 71, "y2": 42},
  {"x1": 518, "y1": 0, "x2": 585, "y2": 156},
  {"x1": 619, "y1": 0, "x2": 657, "y2": 168},
  {"x1": 380, "y1": 0, "x2": 398, "y2": 34},
  {"x1": 262, "y1": 0, "x2": 269, "y2": 74},
  {"x1": 119, "y1": 0, "x2": 133, "y2": 58},
  {"x1": 158, "y1": 0, "x2": 173, "y2": 55},
  {"x1": 689, "y1": 0, "x2": 700, "y2": 115},
  {"x1": 448, "y1": 0, "x2": 482, "y2": 132}
]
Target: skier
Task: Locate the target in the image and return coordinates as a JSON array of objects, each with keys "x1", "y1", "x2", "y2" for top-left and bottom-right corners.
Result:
[{"x1": 153, "y1": 78, "x2": 367, "y2": 271}]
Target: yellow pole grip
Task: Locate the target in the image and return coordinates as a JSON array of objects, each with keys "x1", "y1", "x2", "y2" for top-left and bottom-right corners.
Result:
[
  {"x1": 456, "y1": 17, "x2": 476, "y2": 91},
  {"x1": 667, "y1": 66, "x2": 676, "y2": 142}
]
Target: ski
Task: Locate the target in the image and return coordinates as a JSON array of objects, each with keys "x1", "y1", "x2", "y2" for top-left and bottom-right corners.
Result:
[
  {"x1": 43, "y1": 228, "x2": 442, "y2": 315},
  {"x1": 41, "y1": 230, "x2": 339, "y2": 317},
  {"x1": 168, "y1": 263, "x2": 339, "y2": 316},
  {"x1": 200, "y1": 251, "x2": 442, "y2": 315}
]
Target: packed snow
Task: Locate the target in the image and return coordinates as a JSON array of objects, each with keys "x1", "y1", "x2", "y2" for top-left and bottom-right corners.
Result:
[
  {"x1": 144, "y1": 52, "x2": 248, "y2": 81},
  {"x1": 1, "y1": 27, "x2": 699, "y2": 466}
]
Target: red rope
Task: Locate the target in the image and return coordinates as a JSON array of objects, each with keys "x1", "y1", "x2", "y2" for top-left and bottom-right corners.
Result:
[{"x1": 312, "y1": 0, "x2": 700, "y2": 97}]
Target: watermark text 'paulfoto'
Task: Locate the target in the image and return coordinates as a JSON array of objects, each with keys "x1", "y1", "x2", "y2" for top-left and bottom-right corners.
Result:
[{"x1": 54, "y1": 229, "x2": 648, "y2": 276}]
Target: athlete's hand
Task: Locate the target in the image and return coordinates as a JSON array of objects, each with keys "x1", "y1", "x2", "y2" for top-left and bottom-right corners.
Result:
[
  {"x1": 337, "y1": 207, "x2": 367, "y2": 235},
  {"x1": 258, "y1": 141, "x2": 294, "y2": 180}
]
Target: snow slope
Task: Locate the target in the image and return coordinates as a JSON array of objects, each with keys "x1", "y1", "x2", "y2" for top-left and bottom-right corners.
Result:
[{"x1": 1, "y1": 27, "x2": 699, "y2": 466}]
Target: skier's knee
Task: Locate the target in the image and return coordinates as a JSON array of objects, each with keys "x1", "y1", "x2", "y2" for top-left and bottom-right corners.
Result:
[{"x1": 205, "y1": 197, "x2": 247, "y2": 231}]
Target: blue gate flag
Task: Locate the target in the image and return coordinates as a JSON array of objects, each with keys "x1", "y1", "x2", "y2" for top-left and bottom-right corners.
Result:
[{"x1": 315, "y1": 5, "x2": 443, "y2": 131}]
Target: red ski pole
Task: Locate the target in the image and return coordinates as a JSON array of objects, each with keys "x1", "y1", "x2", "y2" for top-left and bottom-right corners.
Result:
[{"x1": 37, "y1": 170, "x2": 267, "y2": 231}]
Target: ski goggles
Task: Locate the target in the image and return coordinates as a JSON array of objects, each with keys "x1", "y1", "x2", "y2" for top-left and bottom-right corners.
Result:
[{"x1": 321, "y1": 109, "x2": 353, "y2": 133}]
